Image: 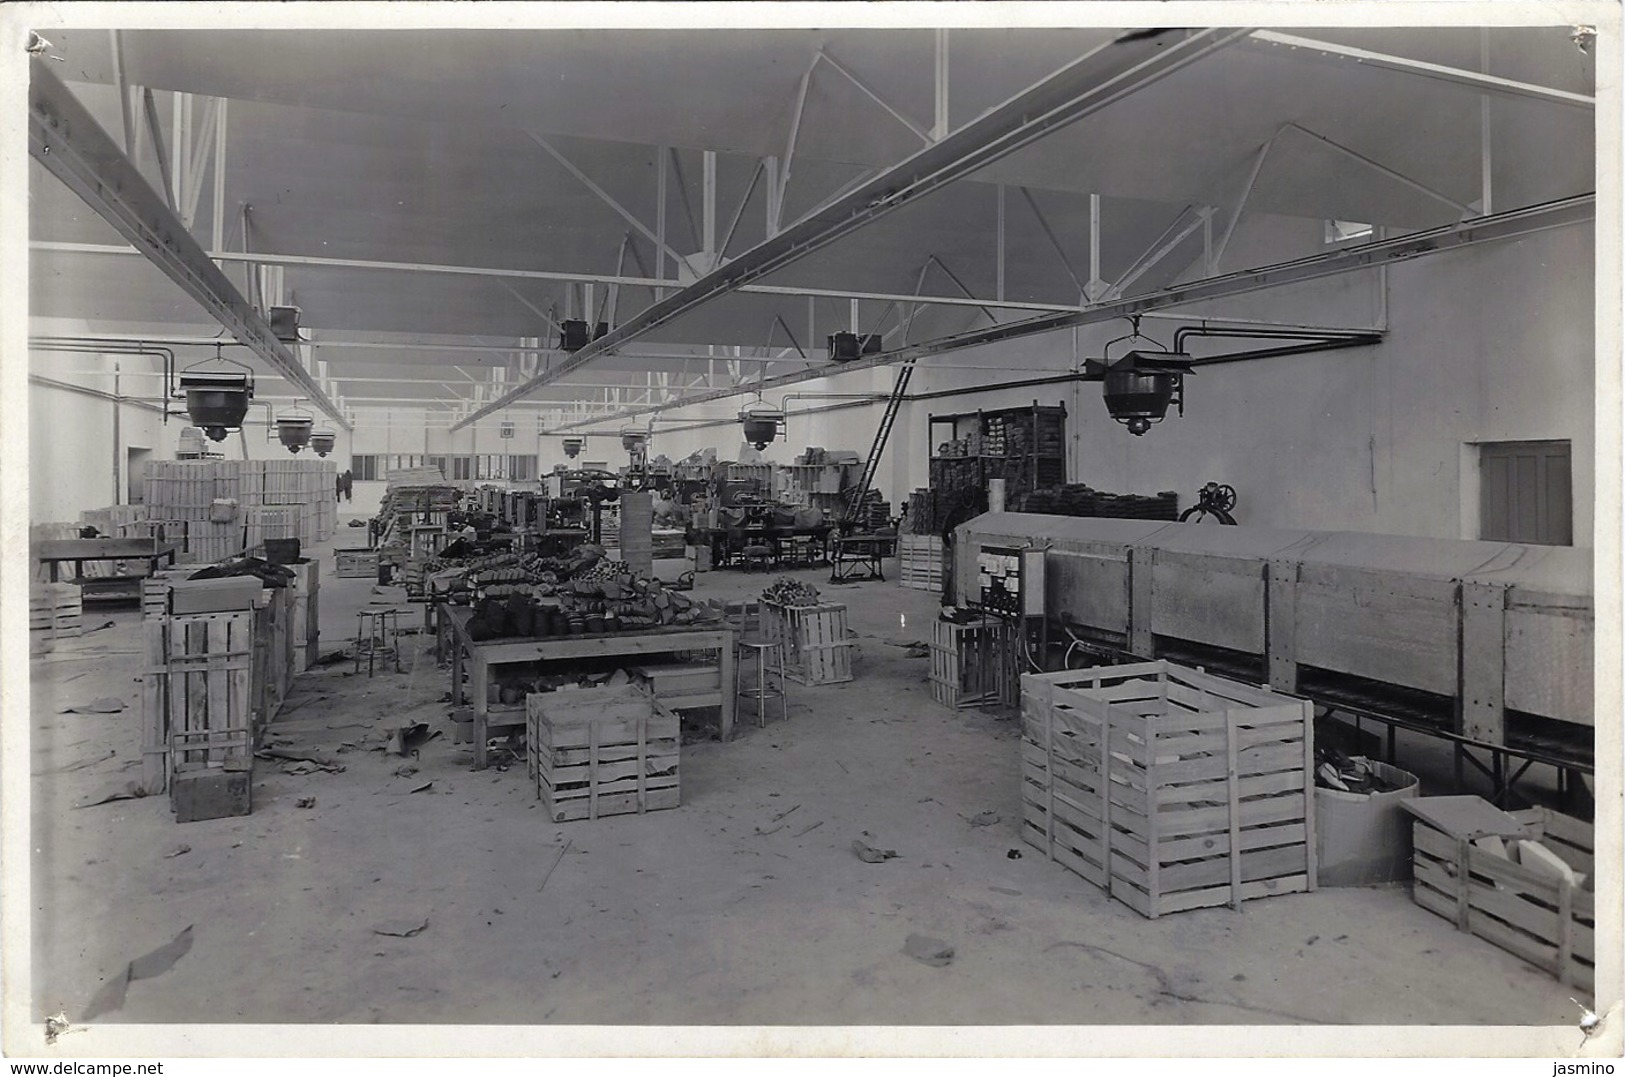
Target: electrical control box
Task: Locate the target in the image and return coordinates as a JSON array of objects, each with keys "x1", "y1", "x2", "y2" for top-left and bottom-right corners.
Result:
[{"x1": 975, "y1": 543, "x2": 1047, "y2": 618}]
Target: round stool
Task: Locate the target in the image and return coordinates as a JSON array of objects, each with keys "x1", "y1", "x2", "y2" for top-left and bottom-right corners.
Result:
[
  {"x1": 735, "y1": 639, "x2": 788, "y2": 726},
  {"x1": 355, "y1": 608, "x2": 404, "y2": 676}
]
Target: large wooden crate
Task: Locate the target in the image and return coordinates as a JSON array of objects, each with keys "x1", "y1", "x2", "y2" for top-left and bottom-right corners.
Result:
[
  {"x1": 762, "y1": 599, "x2": 854, "y2": 685},
  {"x1": 336, "y1": 548, "x2": 380, "y2": 578},
  {"x1": 1410, "y1": 806, "x2": 1595, "y2": 995},
  {"x1": 898, "y1": 534, "x2": 945, "y2": 592},
  {"x1": 527, "y1": 685, "x2": 680, "y2": 823},
  {"x1": 1020, "y1": 660, "x2": 1316, "y2": 918},
  {"x1": 141, "y1": 611, "x2": 256, "y2": 797},
  {"x1": 287, "y1": 561, "x2": 321, "y2": 672},
  {"x1": 30, "y1": 583, "x2": 82, "y2": 639},
  {"x1": 930, "y1": 615, "x2": 1017, "y2": 709}
]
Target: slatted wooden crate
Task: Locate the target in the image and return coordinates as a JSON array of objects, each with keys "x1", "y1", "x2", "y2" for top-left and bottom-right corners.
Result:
[
  {"x1": 140, "y1": 570, "x2": 193, "y2": 618},
  {"x1": 1410, "y1": 807, "x2": 1595, "y2": 995},
  {"x1": 141, "y1": 610, "x2": 255, "y2": 797},
  {"x1": 336, "y1": 548, "x2": 380, "y2": 578},
  {"x1": 1020, "y1": 660, "x2": 1316, "y2": 918},
  {"x1": 287, "y1": 561, "x2": 321, "y2": 672},
  {"x1": 762, "y1": 599, "x2": 854, "y2": 685},
  {"x1": 930, "y1": 615, "x2": 1017, "y2": 709},
  {"x1": 30, "y1": 583, "x2": 82, "y2": 638},
  {"x1": 527, "y1": 685, "x2": 680, "y2": 822},
  {"x1": 898, "y1": 534, "x2": 945, "y2": 592}
]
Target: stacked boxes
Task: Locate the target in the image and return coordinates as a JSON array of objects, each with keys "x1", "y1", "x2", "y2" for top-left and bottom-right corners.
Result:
[{"x1": 146, "y1": 459, "x2": 337, "y2": 562}]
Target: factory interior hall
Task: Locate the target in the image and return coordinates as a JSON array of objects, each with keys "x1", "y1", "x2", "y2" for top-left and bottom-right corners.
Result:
[{"x1": 6, "y1": 4, "x2": 1620, "y2": 1058}]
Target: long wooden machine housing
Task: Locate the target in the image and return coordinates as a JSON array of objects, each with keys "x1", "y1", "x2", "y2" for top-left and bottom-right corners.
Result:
[{"x1": 954, "y1": 513, "x2": 1593, "y2": 768}]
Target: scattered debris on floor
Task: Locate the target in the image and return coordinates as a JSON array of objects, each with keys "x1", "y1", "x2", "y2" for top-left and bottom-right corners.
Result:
[
  {"x1": 537, "y1": 840, "x2": 572, "y2": 893},
  {"x1": 852, "y1": 839, "x2": 899, "y2": 863},
  {"x1": 408, "y1": 782, "x2": 434, "y2": 794},
  {"x1": 370, "y1": 917, "x2": 428, "y2": 938},
  {"x1": 59, "y1": 697, "x2": 126, "y2": 714},
  {"x1": 989, "y1": 886, "x2": 1021, "y2": 896},
  {"x1": 313, "y1": 650, "x2": 351, "y2": 666},
  {"x1": 393, "y1": 763, "x2": 419, "y2": 778},
  {"x1": 1315, "y1": 750, "x2": 1408, "y2": 794},
  {"x1": 387, "y1": 722, "x2": 440, "y2": 756},
  {"x1": 961, "y1": 810, "x2": 1000, "y2": 827},
  {"x1": 793, "y1": 820, "x2": 824, "y2": 837},
  {"x1": 162, "y1": 845, "x2": 191, "y2": 859},
  {"x1": 1006, "y1": 849, "x2": 1022, "y2": 859},
  {"x1": 902, "y1": 933, "x2": 954, "y2": 967},
  {"x1": 296, "y1": 796, "x2": 317, "y2": 809},
  {"x1": 82, "y1": 925, "x2": 194, "y2": 1020}
]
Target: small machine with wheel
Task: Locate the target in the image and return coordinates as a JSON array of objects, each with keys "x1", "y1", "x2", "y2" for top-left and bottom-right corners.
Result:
[{"x1": 1180, "y1": 482, "x2": 1237, "y2": 525}]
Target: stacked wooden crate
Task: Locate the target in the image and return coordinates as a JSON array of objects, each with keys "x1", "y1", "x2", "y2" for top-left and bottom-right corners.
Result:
[
  {"x1": 1409, "y1": 804, "x2": 1595, "y2": 995},
  {"x1": 30, "y1": 583, "x2": 82, "y2": 640},
  {"x1": 1020, "y1": 660, "x2": 1316, "y2": 918},
  {"x1": 527, "y1": 685, "x2": 680, "y2": 822},
  {"x1": 762, "y1": 600, "x2": 854, "y2": 685},
  {"x1": 140, "y1": 569, "x2": 193, "y2": 618},
  {"x1": 287, "y1": 561, "x2": 321, "y2": 672},
  {"x1": 242, "y1": 459, "x2": 337, "y2": 546},
  {"x1": 898, "y1": 534, "x2": 945, "y2": 592},
  {"x1": 144, "y1": 460, "x2": 241, "y2": 564}
]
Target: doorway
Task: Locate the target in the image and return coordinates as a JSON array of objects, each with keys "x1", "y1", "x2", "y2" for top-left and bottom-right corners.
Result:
[{"x1": 127, "y1": 447, "x2": 151, "y2": 504}]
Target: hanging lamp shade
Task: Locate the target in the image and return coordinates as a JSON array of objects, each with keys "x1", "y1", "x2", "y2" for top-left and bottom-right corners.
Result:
[
  {"x1": 739, "y1": 402, "x2": 785, "y2": 450},
  {"x1": 562, "y1": 436, "x2": 585, "y2": 458},
  {"x1": 621, "y1": 428, "x2": 649, "y2": 453},
  {"x1": 310, "y1": 427, "x2": 337, "y2": 457},
  {"x1": 276, "y1": 407, "x2": 315, "y2": 453},
  {"x1": 1099, "y1": 351, "x2": 1192, "y2": 436},
  {"x1": 178, "y1": 368, "x2": 253, "y2": 441}
]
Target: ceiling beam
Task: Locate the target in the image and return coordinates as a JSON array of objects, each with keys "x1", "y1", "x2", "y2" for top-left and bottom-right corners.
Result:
[
  {"x1": 546, "y1": 193, "x2": 1593, "y2": 431},
  {"x1": 1247, "y1": 31, "x2": 1595, "y2": 109},
  {"x1": 452, "y1": 27, "x2": 1254, "y2": 430},
  {"x1": 33, "y1": 240, "x2": 1089, "y2": 316},
  {"x1": 28, "y1": 58, "x2": 350, "y2": 428}
]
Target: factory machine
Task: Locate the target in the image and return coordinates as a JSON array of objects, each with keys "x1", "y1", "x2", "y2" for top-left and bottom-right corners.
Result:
[{"x1": 953, "y1": 512, "x2": 1594, "y2": 805}]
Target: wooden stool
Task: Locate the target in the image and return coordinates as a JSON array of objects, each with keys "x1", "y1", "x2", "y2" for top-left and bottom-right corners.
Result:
[
  {"x1": 355, "y1": 608, "x2": 404, "y2": 676},
  {"x1": 743, "y1": 543, "x2": 773, "y2": 572},
  {"x1": 735, "y1": 639, "x2": 788, "y2": 726}
]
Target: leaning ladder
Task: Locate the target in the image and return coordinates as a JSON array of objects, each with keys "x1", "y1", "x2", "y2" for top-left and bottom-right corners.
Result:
[{"x1": 842, "y1": 358, "x2": 917, "y2": 526}]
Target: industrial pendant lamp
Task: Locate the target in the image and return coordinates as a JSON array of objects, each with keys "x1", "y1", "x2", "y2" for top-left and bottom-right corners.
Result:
[
  {"x1": 621, "y1": 427, "x2": 649, "y2": 454},
  {"x1": 562, "y1": 436, "x2": 585, "y2": 459},
  {"x1": 276, "y1": 402, "x2": 316, "y2": 453},
  {"x1": 739, "y1": 399, "x2": 786, "y2": 450},
  {"x1": 310, "y1": 427, "x2": 337, "y2": 457},
  {"x1": 1083, "y1": 319, "x2": 1196, "y2": 436},
  {"x1": 175, "y1": 345, "x2": 254, "y2": 441}
]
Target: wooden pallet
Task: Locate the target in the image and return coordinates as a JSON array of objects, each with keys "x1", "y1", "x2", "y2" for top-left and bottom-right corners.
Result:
[
  {"x1": 898, "y1": 534, "x2": 945, "y2": 592},
  {"x1": 761, "y1": 600, "x2": 854, "y2": 685},
  {"x1": 929, "y1": 616, "x2": 1016, "y2": 709},
  {"x1": 528, "y1": 685, "x2": 680, "y2": 823},
  {"x1": 142, "y1": 611, "x2": 255, "y2": 797},
  {"x1": 30, "y1": 583, "x2": 83, "y2": 638},
  {"x1": 1020, "y1": 660, "x2": 1316, "y2": 918},
  {"x1": 1411, "y1": 807, "x2": 1594, "y2": 995}
]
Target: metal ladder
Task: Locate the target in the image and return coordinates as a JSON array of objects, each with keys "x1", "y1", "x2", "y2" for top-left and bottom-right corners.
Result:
[{"x1": 842, "y1": 358, "x2": 917, "y2": 526}]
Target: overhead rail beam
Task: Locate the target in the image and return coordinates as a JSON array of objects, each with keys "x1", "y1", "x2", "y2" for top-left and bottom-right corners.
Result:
[
  {"x1": 543, "y1": 193, "x2": 1593, "y2": 431},
  {"x1": 28, "y1": 59, "x2": 349, "y2": 428},
  {"x1": 1247, "y1": 31, "x2": 1596, "y2": 109},
  {"x1": 33, "y1": 240, "x2": 1090, "y2": 316},
  {"x1": 453, "y1": 27, "x2": 1255, "y2": 429}
]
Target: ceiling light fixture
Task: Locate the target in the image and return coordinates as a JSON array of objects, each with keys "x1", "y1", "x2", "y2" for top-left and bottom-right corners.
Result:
[
  {"x1": 174, "y1": 344, "x2": 255, "y2": 442},
  {"x1": 1082, "y1": 318, "x2": 1195, "y2": 436}
]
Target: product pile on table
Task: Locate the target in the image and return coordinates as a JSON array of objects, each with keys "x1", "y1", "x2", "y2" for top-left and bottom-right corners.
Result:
[
  {"x1": 436, "y1": 543, "x2": 727, "y2": 640},
  {"x1": 762, "y1": 577, "x2": 821, "y2": 606}
]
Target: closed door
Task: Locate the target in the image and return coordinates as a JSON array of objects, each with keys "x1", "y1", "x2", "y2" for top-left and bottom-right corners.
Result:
[{"x1": 1479, "y1": 440, "x2": 1571, "y2": 545}]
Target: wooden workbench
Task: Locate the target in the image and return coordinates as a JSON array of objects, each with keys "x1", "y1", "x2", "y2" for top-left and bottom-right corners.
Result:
[
  {"x1": 440, "y1": 604, "x2": 737, "y2": 767},
  {"x1": 35, "y1": 538, "x2": 180, "y2": 600}
]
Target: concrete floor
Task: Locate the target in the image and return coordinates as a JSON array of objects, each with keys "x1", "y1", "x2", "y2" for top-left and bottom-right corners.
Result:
[{"x1": 26, "y1": 537, "x2": 1588, "y2": 1029}]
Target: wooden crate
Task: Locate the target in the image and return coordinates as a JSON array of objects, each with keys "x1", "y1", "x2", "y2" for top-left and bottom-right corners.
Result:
[
  {"x1": 527, "y1": 685, "x2": 680, "y2": 823},
  {"x1": 141, "y1": 570, "x2": 192, "y2": 618},
  {"x1": 1020, "y1": 660, "x2": 1316, "y2": 918},
  {"x1": 930, "y1": 615, "x2": 1017, "y2": 709},
  {"x1": 335, "y1": 548, "x2": 380, "y2": 578},
  {"x1": 287, "y1": 561, "x2": 321, "y2": 672},
  {"x1": 898, "y1": 534, "x2": 945, "y2": 592},
  {"x1": 762, "y1": 600, "x2": 854, "y2": 685},
  {"x1": 1410, "y1": 807, "x2": 1594, "y2": 995},
  {"x1": 628, "y1": 662, "x2": 725, "y2": 712},
  {"x1": 29, "y1": 583, "x2": 82, "y2": 638},
  {"x1": 141, "y1": 611, "x2": 255, "y2": 797}
]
